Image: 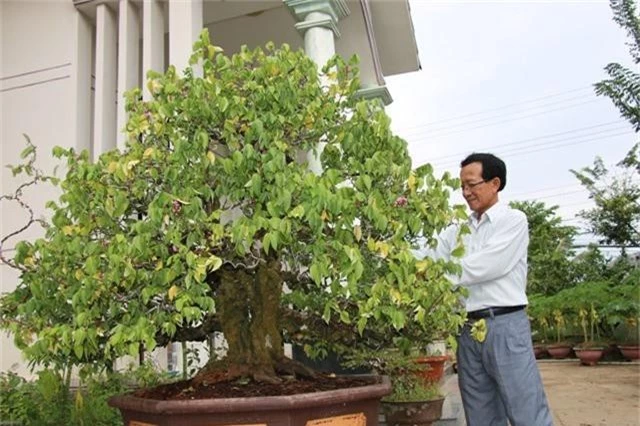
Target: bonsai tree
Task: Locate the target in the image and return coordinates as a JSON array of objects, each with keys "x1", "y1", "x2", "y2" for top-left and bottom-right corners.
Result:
[{"x1": 0, "y1": 31, "x2": 465, "y2": 386}]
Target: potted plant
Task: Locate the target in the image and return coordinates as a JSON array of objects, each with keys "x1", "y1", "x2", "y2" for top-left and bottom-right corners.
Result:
[
  {"x1": 546, "y1": 310, "x2": 573, "y2": 359},
  {"x1": 604, "y1": 271, "x2": 640, "y2": 361},
  {"x1": 0, "y1": 31, "x2": 466, "y2": 426},
  {"x1": 528, "y1": 294, "x2": 551, "y2": 359},
  {"x1": 377, "y1": 355, "x2": 445, "y2": 426},
  {"x1": 573, "y1": 304, "x2": 606, "y2": 366}
]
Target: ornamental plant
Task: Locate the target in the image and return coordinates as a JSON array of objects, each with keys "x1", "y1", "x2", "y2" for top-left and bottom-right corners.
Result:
[{"x1": 0, "y1": 30, "x2": 465, "y2": 385}]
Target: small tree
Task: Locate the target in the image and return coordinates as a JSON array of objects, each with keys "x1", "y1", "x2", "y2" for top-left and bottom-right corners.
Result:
[
  {"x1": 571, "y1": 145, "x2": 640, "y2": 251},
  {"x1": 0, "y1": 31, "x2": 465, "y2": 385},
  {"x1": 595, "y1": 0, "x2": 640, "y2": 130},
  {"x1": 510, "y1": 200, "x2": 577, "y2": 295}
]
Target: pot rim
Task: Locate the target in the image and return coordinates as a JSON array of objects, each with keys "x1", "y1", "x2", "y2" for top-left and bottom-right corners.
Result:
[{"x1": 109, "y1": 375, "x2": 391, "y2": 415}]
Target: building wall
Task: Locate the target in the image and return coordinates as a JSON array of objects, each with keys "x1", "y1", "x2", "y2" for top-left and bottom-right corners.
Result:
[{"x1": 1, "y1": 0, "x2": 91, "y2": 377}]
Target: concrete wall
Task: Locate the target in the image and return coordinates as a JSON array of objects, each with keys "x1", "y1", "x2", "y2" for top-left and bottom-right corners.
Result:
[{"x1": 0, "y1": 0, "x2": 92, "y2": 377}]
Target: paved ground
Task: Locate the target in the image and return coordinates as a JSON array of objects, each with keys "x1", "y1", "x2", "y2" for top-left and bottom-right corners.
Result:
[
  {"x1": 540, "y1": 361, "x2": 640, "y2": 426},
  {"x1": 436, "y1": 361, "x2": 640, "y2": 426}
]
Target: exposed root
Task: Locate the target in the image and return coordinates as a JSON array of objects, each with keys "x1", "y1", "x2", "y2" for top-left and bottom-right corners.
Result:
[{"x1": 275, "y1": 356, "x2": 317, "y2": 379}]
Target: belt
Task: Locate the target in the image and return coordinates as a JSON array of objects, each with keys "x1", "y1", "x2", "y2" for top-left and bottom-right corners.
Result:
[{"x1": 467, "y1": 305, "x2": 526, "y2": 321}]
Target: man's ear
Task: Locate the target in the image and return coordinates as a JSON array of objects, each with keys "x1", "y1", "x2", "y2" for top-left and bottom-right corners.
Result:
[{"x1": 490, "y1": 177, "x2": 501, "y2": 191}]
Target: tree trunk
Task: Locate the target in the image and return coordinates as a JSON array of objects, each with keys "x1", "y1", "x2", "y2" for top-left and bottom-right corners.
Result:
[{"x1": 198, "y1": 260, "x2": 284, "y2": 383}]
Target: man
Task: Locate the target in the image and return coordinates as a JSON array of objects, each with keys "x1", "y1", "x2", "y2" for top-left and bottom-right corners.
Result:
[{"x1": 416, "y1": 153, "x2": 553, "y2": 426}]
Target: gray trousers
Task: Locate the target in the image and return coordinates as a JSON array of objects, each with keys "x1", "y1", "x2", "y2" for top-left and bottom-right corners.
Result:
[{"x1": 456, "y1": 309, "x2": 553, "y2": 426}]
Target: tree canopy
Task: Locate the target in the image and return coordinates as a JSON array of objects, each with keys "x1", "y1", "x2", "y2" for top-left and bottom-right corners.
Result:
[{"x1": 0, "y1": 31, "x2": 466, "y2": 381}]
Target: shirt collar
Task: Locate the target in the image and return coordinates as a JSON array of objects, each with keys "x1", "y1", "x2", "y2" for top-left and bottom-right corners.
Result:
[{"x1": 470, "y1": 201, "x2": 506, "y2": 225}]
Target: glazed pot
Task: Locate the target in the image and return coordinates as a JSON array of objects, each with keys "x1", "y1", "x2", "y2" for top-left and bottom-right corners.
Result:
[
  {"x1": 546, "y1": 344, "x2": 572, "y2": 359},
  {"x1": 533, "y1": 344, "x2": 547, "y2": 359},
  {"x1": 109, "y1": 376, "x2": 391, "y2": 426},
  {"x1": 382, "y1": 397, "x2": 445, "y2": 426},
  {"x1": 618, "y1": 345, "x2": 640, "y2": 360},
  {"x1": 414, "y1": 355, "x2": 449, "y2": 383},
  {"x1": 573, "y1": 347, "x2": 604, "y2": 366}
]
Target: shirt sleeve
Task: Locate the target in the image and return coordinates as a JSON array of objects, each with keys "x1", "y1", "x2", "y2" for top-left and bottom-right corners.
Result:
[
  {"x1": 457, "y1": 212, "x2": 529, "y2": 286},
  {"x1": 412, "y1": 226, "x2": 456, "y2": 261}
]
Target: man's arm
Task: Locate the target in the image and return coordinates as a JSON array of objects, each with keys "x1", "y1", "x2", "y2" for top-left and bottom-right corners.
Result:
[
  {"x1": 456, "y1": 213, "x2": 528, "y2": 286},
  {"x1": 412, "y1": 225, "x2": 457, "y2": 261}
]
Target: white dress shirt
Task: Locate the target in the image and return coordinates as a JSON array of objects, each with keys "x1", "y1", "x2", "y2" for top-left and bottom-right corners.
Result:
[{"x1": 414, "y1": 202, "x2": 529, "y2": 312}]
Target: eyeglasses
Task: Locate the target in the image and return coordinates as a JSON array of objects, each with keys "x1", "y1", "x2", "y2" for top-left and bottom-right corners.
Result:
[{"x1": 460, "y1": 180, "x2": 487, "y2": 191}]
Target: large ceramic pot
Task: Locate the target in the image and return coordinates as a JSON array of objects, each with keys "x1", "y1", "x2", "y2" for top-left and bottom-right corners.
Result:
[
  {"x1": 546, "y1": 344, "x2": 572, "y2": 359},
  {"x1": 414, "y1": 355, "x2": 449, "y2": 383},
  {"x1": 109, "y1": 377, "x2": 390, "y2": 426},
  {"x1": 533, "y1": 344, "x2": 547, "y2": 359},
  {"x1": 618, "y1": 344, "x2": 640, "y2": 360},
  {"x1": 381, "y1": 398, "x2": 445, "y2": 426},
  {"x1": 573, "y1": 347, "x2": 604, "y2": 366}
]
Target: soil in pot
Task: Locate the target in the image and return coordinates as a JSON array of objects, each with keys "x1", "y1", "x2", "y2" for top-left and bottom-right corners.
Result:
[{"x1": 133, "y1": 374, "x2": 375, "y2": 400}]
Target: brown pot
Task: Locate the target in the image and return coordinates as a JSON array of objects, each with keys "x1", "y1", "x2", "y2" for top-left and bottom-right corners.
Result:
[
  {"x1": 618, "y1": 345, "x2": 640, "y2": 360},
  {"x1": 574, "y1": 347, "x2": 604, "y2": 366},
  {"x1": 546, "y1": 344, "x2": 572, "y2": 359},
  {"x1": 414, "y1": 355, "x2": 449, "y2": 383},
  {"x1": 109, "y1": 376, "x2": 391, "y2": 426},
  {"x1": 382, "y1": 397, "x2": 445, "y2": 426},
  {"x1": 533, "y1": 344, "x2": 547, "y2": 359}
]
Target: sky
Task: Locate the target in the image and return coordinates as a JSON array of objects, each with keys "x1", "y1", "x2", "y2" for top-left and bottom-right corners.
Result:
[{"x1": 385, "y1": 0, "x2": 637, "y2": 248}]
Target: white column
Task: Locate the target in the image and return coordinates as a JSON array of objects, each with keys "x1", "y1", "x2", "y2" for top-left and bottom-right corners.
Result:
[
  {"x1": 285, "y1": 0, "x2": 349, "y2": 174},
  {"x1": 143, "y1": 0, "x2": 165, "y2": 101},
  {"x1": 93, "y1": 4, "x2": 118, "y2": 159},
  {"x1": 117, "y1": 0, "x2": 141, "y2": 151},
  {"x1": 168, "y1": 0, "x2": 203, "y2": 75},
  {"x1": 71, "y1": 10, "x2": 93, "y2": 155},
  {"x1": 300, "y1": 11, "x2": 336, "y2": 70}
]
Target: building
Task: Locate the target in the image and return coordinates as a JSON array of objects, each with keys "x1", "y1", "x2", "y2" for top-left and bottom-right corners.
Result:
[{"x1": 0, "y1": 0, "x2": 420, "y2": 376}]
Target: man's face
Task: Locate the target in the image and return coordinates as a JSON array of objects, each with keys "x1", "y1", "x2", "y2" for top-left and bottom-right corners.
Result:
[{"x1": 460, "y1": 162, "x2": 500, "y2": 216}]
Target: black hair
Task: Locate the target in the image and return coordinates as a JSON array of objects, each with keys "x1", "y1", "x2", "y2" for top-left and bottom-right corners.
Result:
[{"x1": 460, "y1": 153, "x2": 507, "y2": 191}]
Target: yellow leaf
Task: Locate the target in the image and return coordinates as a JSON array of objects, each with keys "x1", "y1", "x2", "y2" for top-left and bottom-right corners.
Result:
[
  {"x1": 155, "y1": 261, "x2": 163, "y2": 271},
  {"x1": 321, "y1": 210, "x2": 329, "y2": 221},
  {"x1": 74, "y1": 270, "x2": 83, "y2": 280},
  {"x1": 62, "y1": 225, "x2": 74, "y2": 236},
  {"x1": 353, "y1": 225, "x2": 362, "y2": 242},
  {"x1": 390, "y1": 288, "x2": 402, "y2": 304},
  {"x1": 416, "y1": 259, "x2": 430, "y2": 273},
  {"x1": 107, "y1": 162, "x2": 118, "y2": 173},
  {"x1": 207, "y1": 151, "x2": 216, "y2": 165},
  {"x1": 471, "y1": 319, "x2": 487, "y2": 343},
  {"x1": 376, "y1": 242, "x2": 389, "y2": 258},
  {"x1": 408, "y1": 173, "x2": 416, "y2": 191},
  {"x1": 127, "y1": 160, "x2": 140, "y2": 170},
  {"x1": 143, "y1": 147, "x2": 155, "y2": 159},
  {"x1": 168, "y1": 285, "x2": 179, "y2": 301}
]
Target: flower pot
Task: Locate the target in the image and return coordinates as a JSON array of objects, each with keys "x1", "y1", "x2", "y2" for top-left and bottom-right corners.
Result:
[
  {"x1": 546, "y1": 344, "x2": 572, "y2": 359},
  {"x1": 414, "y1": 355, "x2": 449, "y2": 383},
  {"x1": 618, "y1": 345, "x2": 640, "y2": 360},
  {"x1": 533, "y1": 344, "x2": 547, "y2": 359},
  {"x1": 109, "y1": 376, "x2": 391, "y2": 426},
  {"x1": 574, "y1": 347, "x2": 604, "y2": 366},
  {"x1": 382, "y1": 397, "x2": 445, "y2": 426}
]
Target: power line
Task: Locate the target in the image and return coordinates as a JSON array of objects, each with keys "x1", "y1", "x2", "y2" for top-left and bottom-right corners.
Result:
[
  {"x1": 507, "y1": 183, "x2": 584, "y2": 199},
  {"x1": 401, "y1": 93, "x2": 595, "y2": 138},
  {"x1": 430, "y1": 131, "x2": 632, "y2": 169},
  {"x1": 403, "y1": 99, "x2": 602, "y2": 141},
  {"x1": 422, "y1": 121, "x2": 626, "y2": 163},
  {"x1": 397, "y1": 86, "x2": 593, "y2": 133}
]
